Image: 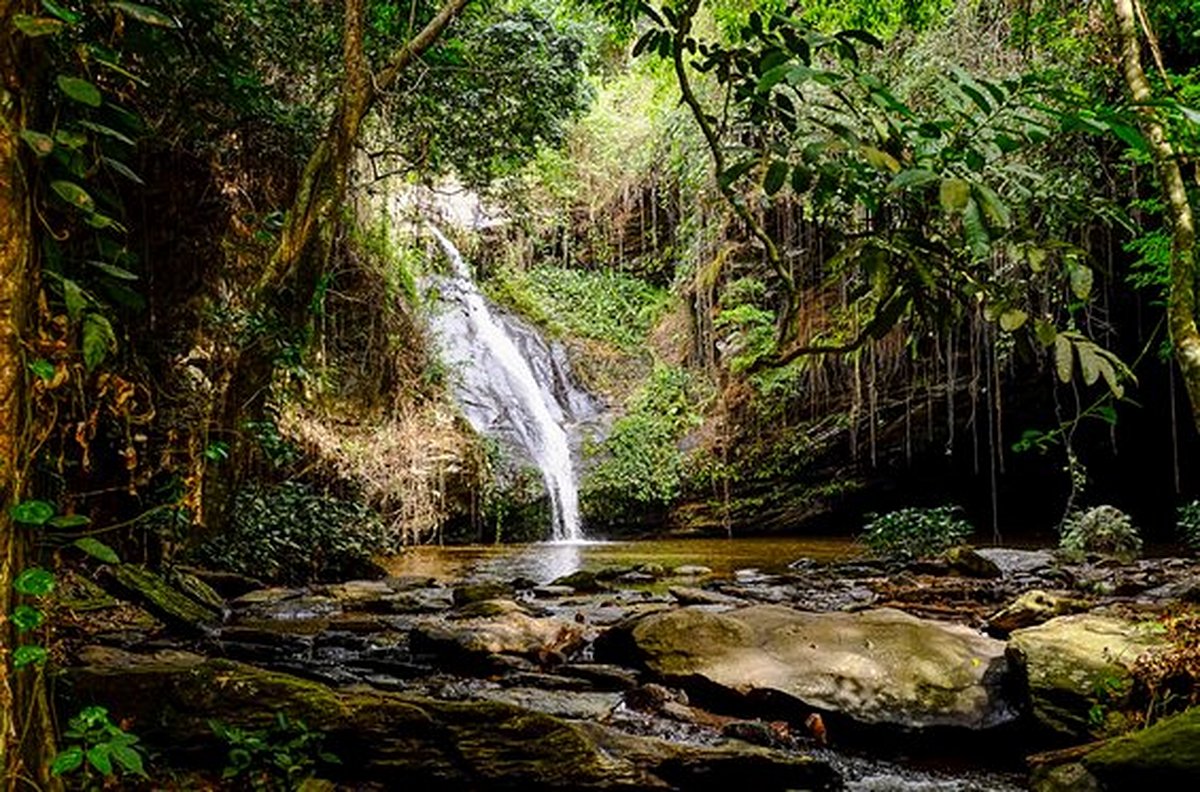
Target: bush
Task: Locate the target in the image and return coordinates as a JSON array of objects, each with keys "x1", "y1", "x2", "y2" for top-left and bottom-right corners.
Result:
[
  {"x1": 1060, "y1": 505, "x2": 1142, "y2": 562},
  {"x1": 860, "y1": 506, "x2": 974, "y2": 561},
  {"x1": 1177, "y1": 500, "x2": 1200, "y2": 554},
  {"x1": 191, "y1": 481, "x2": 392, "y2": 584}
]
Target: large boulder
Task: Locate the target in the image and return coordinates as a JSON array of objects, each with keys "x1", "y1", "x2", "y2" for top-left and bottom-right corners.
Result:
[
  {"x1": 1007, "y1": 613, "x2": 1168, "y2": 739},
  {"x1": 65, "y1": 649, "x2": 840, "y2": 791},
  {"x1": 598, "y1": 605, "x2": 1014, "y2": 730},
  {"x1": 411, "y1": 610, "x2": 585, "y2": 667}
]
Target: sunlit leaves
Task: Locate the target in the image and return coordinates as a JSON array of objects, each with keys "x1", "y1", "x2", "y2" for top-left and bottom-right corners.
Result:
[
  {"x1": 74, "y1": 537, "x2": 120, "y2": 564},
  {"x1": 50, "y1": 180, "x2": 95, "y2": 212},
  {"x1": 57, "y1": 75, "x2": 102, "y2": 107},
  {"x1": 18, "y1": 129, "x2": 54, "y2": 156},
  {"x1": 14, "y1": 567, "x2": 56, "y2": 596},
  {"x1": 109, "y1": 1, "x2": 178, "y2": 28},
  {"x1": 12, "y1": 646, "x2": 50, "y2": 669},
  {"x1": 12, "y1": 14, "x2": 65, "y2": 36},
  {"x1": 10, "y1": 500, "x2": 55, "y2": 526},
  {"x1": 82, "y1": 314, "x2": 118, "y2": 371},
  {"x1": 938, "y1": 178, "x2": 971, "y2": 212}
]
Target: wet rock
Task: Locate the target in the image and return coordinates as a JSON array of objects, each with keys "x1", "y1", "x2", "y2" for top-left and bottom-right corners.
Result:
[
  {"x1": 600, "y1": 604, "x2": 1015, "y2": 731},
  {"x1": 475, "y1": 686, "x2": 621, "y2": 720},
  {"x1": 181, "y1": 568, "x2": 265, "y2": 599},
  {"x1": 410, "y1": 611, "x2": 584, "y2": 667},
  {"x1": 551, "y1": 570, "x2": 606, "y2": 593},
  {"x1": 168, "y1": 569, "x2": 227, "y2": 613},
  {"x1": 1030, "y1": 761, "x2": 1101, "y2": 792},
  {"x1": 1007, "y1": 613, "x2": 1170, "y2": 739},
  {"x1": 634, "y1": 563, "x2": 667, "y2": 578},
  {"x1": 452, "y1": 581, "x2": 514, "y2": 606},
  {"x1": 558, "y1": 663, "x2": 642, "y2": 691},
  {"x1": 671, "y1": 565, "x2": 713, "y2": 577},
  {"x1": 986, "y1": 590, "x2": 1090, "y2": 635},
  {"x1": 231, "y1": 586, "x2": 305, "y2": 606},
  {"x1": 532, "y1": 585, "x2": 577, "y2": 599},
  {"x1": 975, "y1": 548, "x2": 1056, "y2": 577},
  {"x1": 321, "y1": 579, "x2": 393, "y2": 604},
  {"x1": 385, "y1": 575, "x2": 438, "y2": 591},
  {"x1": 102, "y1": 564, "x2": 222, "y2": 635},
  {"x1": 615, "y1": 572, "x2": 657, "y2": 584},
  {"x1": 943, "y1": 546, "x2": 1003, "y2": 579},
  {"x1": 454, "y1": 598, "x2": 530, "y2": 619},
  {"x1": 668, "y1": 586, "x2": 742, "y2": 607},
  {"x1": 1081, "y1": 705, "x2": 1200, "y2": 785},
  {"x1": 621, "y1": 683, "x2": 689, "y2": 713}
]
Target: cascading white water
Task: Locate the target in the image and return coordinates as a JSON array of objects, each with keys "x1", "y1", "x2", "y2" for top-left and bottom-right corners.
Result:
[{"x1": 427, "y1": 226, "x2": 584, "y2": 543}]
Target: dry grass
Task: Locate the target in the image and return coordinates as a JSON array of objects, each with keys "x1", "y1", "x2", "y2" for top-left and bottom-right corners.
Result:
[{"x1": 281, "y1": 401, "x2": 481, "y2": 545}]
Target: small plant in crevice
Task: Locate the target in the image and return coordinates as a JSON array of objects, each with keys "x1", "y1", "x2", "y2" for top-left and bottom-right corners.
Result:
[
  {"x1": 51, "y1": 706, "x2": 148, "y2": 788},
  {"x1": 210, "y1": 713, "x2": 340, "y2": 791},
  {"x1": 1059, "y1": 504, "x2": 1142, "y2": 563},
  {"x1": 1177, "y1": 500, "x2": 1200, "y2": 554},
  {"x1": 860, "y1": 506, "x2": 974, "y2": 562},
  {"x1": 189, "y1": 481, "x2": 391, "y2": 584}
]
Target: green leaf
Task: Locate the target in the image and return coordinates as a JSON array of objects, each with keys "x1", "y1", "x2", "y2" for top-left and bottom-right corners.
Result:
[
  {"x1": 1034, "y1": 319, "x2": 1057, "y2": 347},
  {"x1": 973, "y1": 183, "x2": 1011, "y2": 230},
  {"x1": 12, "y1": 14, "x2": 65, "y2": 36},
  {"x1": 939, "y1": 178, "x2": 971, "y2": 213},
  {"x1": 14, "y1": 567, "x2": 55, "y2": 596},
  {"x1": 962, "y1": 199, "x2": 990, "y2": 259},
  {"x1": 110, "y1": 744, "x2": 146, "y2": 776},
  {"x1": 10, "y1": 500, "x2": 55, "y2": 525},
  {"x1": 40, "y1": 0, "x2": 81, "y2": 23},
  {"x1": 50, "y1": 513, "x2": 91, "y2": 528},
  {"x1": 73, "y1": 537, "x2": 120, "y2": 564},
  {"x1": 77, "y1": 120, "x2": 136, "y2": 146},
  {"x1": 12, "y1": 645, "x2": 49, "y2": 668},
  {"x1": 54, "y1": 128, "x2": 87, "y2": 149},
  {"x1": 101, "y1": 156, "x2": 144, "y2": 185},
  {"x1": 110, "y1": 1, "x2": 178, "y2": 27},
  {"x1": 18, "y1": 130, "x2": 54, "y2": 157},
  {"x1": 860, "y1": 145, "x2": 900, "y2": 173},
  {"x1": 887, "y1": 168, "x2": 938, "y2": 191},
  {"x1": 28, "y1": 359, "x2": 55, "y2": 381},
  {"x1": 57, "y1": 76, "x2": 102, "y2": 107},
  {"x1": 763, "y1": 160, "x2": 788, "y2": 196},
  {"x1": 1054, "y1": 334, "x2": 1074, "y2": 383},
  {"x1": 1077, "y1": 342, "x2": 1102, "y2": 386},
  {"x1": 11, "y1": 604, "x2": 45, "y2": 633},
  {"x1": 51, "y1": 747, "x2": 84, "y2": 776},
  {"x1": 718, "y1": 158, "x2": 756, "y2": 190},
  {"x1": 64, "y1": 277, "x2": 87, "y2": 322},
  {"x1": 88, "y1": 260, "x2": 139, "y2": 281},
  {"x1": 999, "y1": 309, "x2": 1028, "y2": 332},
  {"x1": 82, "y1": 313, "x2": 118, "y2": 372},
  {"x1": 50, "y1": 180, "x2": 95, "y2": 212},
  {"x1": 1069, "y1": 263, "x2": 1094, "y2": 300},
  {"x1": 86, "y1": 744, "x2": 113, "y2": 775}
]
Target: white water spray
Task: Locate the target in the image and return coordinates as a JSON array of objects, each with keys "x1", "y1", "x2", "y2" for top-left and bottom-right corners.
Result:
[{"x1": 427, "y1": 226, "x2": 584, "y2": 543}]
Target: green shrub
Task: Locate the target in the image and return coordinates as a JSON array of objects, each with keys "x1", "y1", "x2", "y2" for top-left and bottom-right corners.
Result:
[
  {"x1": 1060, "y1": 505, "x2": 1142, "y2": 562},
  {"x1": 211, "y1": 712, "x2": 339, "y2": 791},
  {"x1": 51, "y1": 706, "x2": 148, "y2": 785},
  {"x1": 1176, "y1": 500, "x2": 1200, "y2": 554},
  {"x1": 191, "y1": 481, "x2": 391, "y2": 584},
  {"x1": 860, "y1": 506, "x2": 974, "y2": 561}
]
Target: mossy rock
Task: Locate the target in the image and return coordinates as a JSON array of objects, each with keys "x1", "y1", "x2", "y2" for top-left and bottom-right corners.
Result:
[
  {"x1": 102, "y1": 564, "x2": 222, "y2": 634},
  {"x1": 1082, "y1": 706, "x2": 1200, "y2": 786}
]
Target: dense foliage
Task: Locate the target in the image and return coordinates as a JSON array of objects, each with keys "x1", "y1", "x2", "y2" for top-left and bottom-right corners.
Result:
[{"x1": 860, "y1": 505, "x2": 974, "y2": 561}]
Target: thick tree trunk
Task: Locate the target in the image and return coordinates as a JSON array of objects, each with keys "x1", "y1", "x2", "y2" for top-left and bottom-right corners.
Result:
[
  {"x1": 1, "y1": 3, "x2": 59, "y2": 788},
  {"x1": 1113, "y1": 0, "x2": 1200, "y2": 432}
]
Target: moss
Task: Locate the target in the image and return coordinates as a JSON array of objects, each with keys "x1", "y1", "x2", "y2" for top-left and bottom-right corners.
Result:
[
  {"x1": 1082, "y1": 706, "x2": 1200, "y2": 785},
  {"x1": 105, "y1": 564, "x2": 222, "y2": 634}
]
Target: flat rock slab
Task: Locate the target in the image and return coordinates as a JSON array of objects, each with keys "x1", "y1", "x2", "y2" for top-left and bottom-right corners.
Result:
[
  {"x1": 411, "y1": 610, "x2": 584, "y2": 663},
  {"x1": 606, "y1": 604, "x2": 1014, "y2": 730}
]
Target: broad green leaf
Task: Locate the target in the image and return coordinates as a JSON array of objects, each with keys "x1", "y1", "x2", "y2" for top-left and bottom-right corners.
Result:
[
  {"x1": 999, "y1": 309, "x2": 1028, "y2": 332},
  {"x1": 50, "y1": 180, "x2": 95, "y2": 212},
  {"x1": 939, "y1": 178, "x2": 971, "y2": 213},
  {"x1": 110, "y1": 1, "x2": 178, "y2": 27},
  {"x1": 1034, "y1": 319, "x2": 1057, "y2": 347},
  {"x1": 962, "y1": 199, "x2": 990, "y2": 259},
  {"x1": 14, "y1": 567, "x2": 55, "y2": 596},
  {"x1": 790, "y1": 166, "x2": 813, "y2": 194},
  {"x1": 10, "y1": 500, "x2": 55, "y2": 525},
  {"x1": 82, "y1": 313, "x2": 117, "y2": 372},
  {"x1": 11, "y1": 604, "x2": 45, "y2": 633},
  {"x1": 28, "y1": 359, "x2": 55, "y2": 380},
  {"x1": 77, "y1": 120, "x2": 135, "y2": 146},
  {"x1": 73, "y1": 537, "x2": 120, "y2": 564},
  {"x1": 50, "y1": 513, "x2": 91, "y2": 528},
  {"x1": 973, "y1": 183, "x2": 1011, "y2": 230},
  {"x1": 1099, "y1": 358, "x2": 1125, "y2": 399},
  {"x1": 887, "y1": 168, "x2": 938, "y2": 191},
  {"x1": 12, "y1": 645, "x2": 49, "y2": 668},
  {"x1": 40, "y1": 0, "x2": 81, "y2": 23},
  {"x1": 860, "y1": 145, "x2": 900, "y2": 173},
  {"x1": 110, "y1": 744, "x2": 146, "y2": 776},
  {"x1": 51, "y1": 747, "x2": 84, "y2": 776},
  {"x1": 88, "y1": 260, "x2": 138, "y2": 281},
  {"x1": 101, "y1": 156, "x2": 144, "y2": 185},
  {"x1": 1077, "y1": 342, "x2": 1102, "y2": 386},
  {"x1": 54, "y1": 128, "x2": 87, "y2": 149},
  {"x1": 64, "y1": 277, "x2": 87, "y2": 322},
  {"x1": 12, "y1": 14, "x2": 65, "y2": 36},
  {"x1": 1069, "y1": 263, "x2": 1093, "y2": 300},
  {"x1": 18, "y1": 130, "x2": 54, "y2": 157},
  {"x1": 763, "y1": 160, "x2": 788, "y2": 196},
  {"x1": 86, "y1": 744, "x2": 113, "y2": 775},
  {"x1": 718, "y1": 159, "x2": 756, "y2": 190},
  {"x1": 1054, "y1": 334, "x2": 1074, "y2": 383},
  {"x1": 57, "y1": 75, "x2": 102, "y2": 107}
]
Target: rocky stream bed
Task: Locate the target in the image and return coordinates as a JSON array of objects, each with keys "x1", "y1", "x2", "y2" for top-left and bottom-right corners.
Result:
[{"x1": 57, "y1": 546, "x2": 1200, "y2": 790}]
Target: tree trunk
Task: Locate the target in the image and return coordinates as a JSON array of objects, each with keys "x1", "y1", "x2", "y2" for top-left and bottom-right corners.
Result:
[
  {"x1": 1, "y1": 2, "x2": 59, "y2": 788},
  {"x1": 1113, "y1": 0, "x2": 1200, "y2": 432}
]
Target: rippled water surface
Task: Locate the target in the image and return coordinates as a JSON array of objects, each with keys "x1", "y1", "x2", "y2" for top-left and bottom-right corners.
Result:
[{"x1": 383, "y1": 536, "x2": 864, "y2": 583}]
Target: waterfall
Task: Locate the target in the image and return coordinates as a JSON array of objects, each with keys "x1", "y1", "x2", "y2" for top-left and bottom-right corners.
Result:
[{"x1": 426, "y1": 226, "x2": 586, "y2": 543}]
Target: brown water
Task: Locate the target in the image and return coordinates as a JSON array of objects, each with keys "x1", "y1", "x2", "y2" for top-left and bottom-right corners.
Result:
[{"x1": 383, "y1": 536, "x2": 864, "y2": 584}]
